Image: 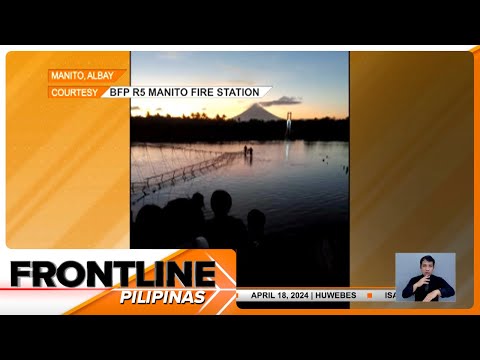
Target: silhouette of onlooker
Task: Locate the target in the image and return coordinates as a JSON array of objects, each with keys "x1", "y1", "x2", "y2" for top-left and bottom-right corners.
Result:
[
  {"x1": 244, "y1": 145, "x2": 248, "y2": 157},
  {"x1": 249, "y1": 147, "x2": 253, "y2": 157},
  {"x1": 205, "y1": 190, "x2": 247, "y2": 249},
  {"x1": 237, "y1": 209, "x2": 268, "y2": 286},
  {"x1": 191, "y1": 192, "x2": 205, "y2": 212},
  {"x1": 132, "y1": 204, "x2": 163, "y2": 249},
  {"x1": 194, "y1": 236, "x2": 209, "y2": 248},
  {"x1": 163, "y1": 197, "x2": 206, "y2": 248}
]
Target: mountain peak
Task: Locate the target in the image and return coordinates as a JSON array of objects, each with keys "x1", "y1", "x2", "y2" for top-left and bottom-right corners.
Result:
[{"x1": 232, "y1": 103, "x2": 284, "y2": 122}]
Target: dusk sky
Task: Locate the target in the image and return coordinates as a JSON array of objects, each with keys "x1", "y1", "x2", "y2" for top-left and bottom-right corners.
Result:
[{"x1": 131, "y1": 51, "x2": 348, "y2": 119}]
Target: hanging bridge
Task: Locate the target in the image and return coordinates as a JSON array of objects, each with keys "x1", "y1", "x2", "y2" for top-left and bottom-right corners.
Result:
[{"x1": 131, "y1": 144, "x2": 245, "y2": 203}]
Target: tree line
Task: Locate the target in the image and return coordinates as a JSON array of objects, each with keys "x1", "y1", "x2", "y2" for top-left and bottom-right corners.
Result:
[{"x1": 131, "y1": 115, "x2": 349, "y2": 142}]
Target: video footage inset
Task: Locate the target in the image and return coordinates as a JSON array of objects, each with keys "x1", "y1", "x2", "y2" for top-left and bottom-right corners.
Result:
[{"x1": 130, "y1": 52, "x2": 349, "y2": 305}]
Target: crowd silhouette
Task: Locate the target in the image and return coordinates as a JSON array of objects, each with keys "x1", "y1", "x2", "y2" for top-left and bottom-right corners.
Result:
[
  {"x1": 131, "y1": 189, "x2": 264, "y2": 251},
  {"x1": 131, "y1": 188, "x2": 349, "y2": 291}
]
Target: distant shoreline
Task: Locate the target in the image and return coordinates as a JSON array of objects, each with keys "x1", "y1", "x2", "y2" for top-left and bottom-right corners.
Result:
[{"x1": 131, "y1": 116, "x2": 349, "y2": 143}]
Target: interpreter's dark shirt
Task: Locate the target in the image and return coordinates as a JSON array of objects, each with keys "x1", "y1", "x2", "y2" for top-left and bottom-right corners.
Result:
[{"x1": 402, "y1": 274, "x2": 455, "y2": 301}]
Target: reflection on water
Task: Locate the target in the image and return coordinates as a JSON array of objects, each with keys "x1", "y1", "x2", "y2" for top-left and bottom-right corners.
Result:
[
  {"x1": 285, "y1": 140, "x2": 290, "y2": 161},
  {"x1": 131, "y1": 140, "x2": 349, "y2": 292},
  {"x1": 132, "y1": 140, "x2": 348, "y2": 232}
]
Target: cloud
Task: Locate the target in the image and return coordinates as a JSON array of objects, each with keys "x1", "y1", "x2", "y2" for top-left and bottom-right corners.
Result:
[
  {"x1": 155, "y1": 107, "x2": 162, "y2": 111},
  {"x1": 202, "y1": 108, "x2": 207, "y2": 111},
  {"x1": 259, "y1": 96, "x2": 302, "y2": 107},
  {"x1": 131, "y1": 106, "x2": 141, "y2": 111}
]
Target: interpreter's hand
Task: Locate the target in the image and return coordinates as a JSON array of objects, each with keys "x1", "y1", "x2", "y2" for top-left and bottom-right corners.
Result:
[
  {"x1": 415, "y1": 275, "x2": 430, "y2": 288},
  {"x1": 423, "y1": 289, "x2": 441, "y2": 302}
]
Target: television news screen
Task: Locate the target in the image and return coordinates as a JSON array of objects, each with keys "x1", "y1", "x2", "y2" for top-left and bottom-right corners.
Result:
[{"x1": 1, "y1": 45, "x2": 477, "y2": 315}]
